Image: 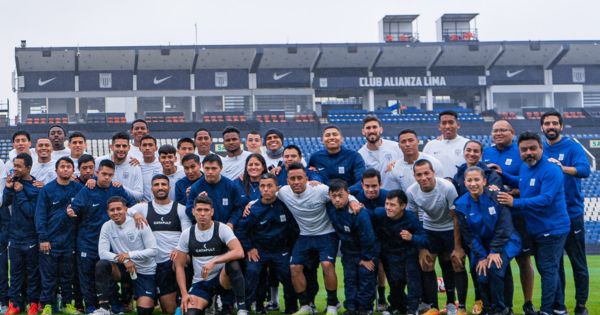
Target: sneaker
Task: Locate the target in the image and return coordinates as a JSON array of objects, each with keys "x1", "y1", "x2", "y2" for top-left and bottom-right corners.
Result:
[
  {"x1": 457, "y1": 308, "x2": 468, "y2": 315},
  {"x1": 309, "y1": 303, "x2": 317, "y2": 315},
  {"x1": 41, "y1": 304, "x2": 53, "y2": 315},
  {"x1": 110, "y1": 304, "x2": 124, "y2": 315},
  {"x1": 574, "y1": 306, "x2": 588, "y2": 315},
  {"x1": 523, "y1": 302, "x2": 537, "y2": 315},
  {"x1": 376, "y1": 304, "x2": 388, "y2": 312},
  {"x1": 0, "y1": 304, "x2": 9, "y2": 314},
  {"x1": 446, "y1": 303, "x2": 457, "y2": 315},
  {"x1": 63, "y1": 303, "x2": 82, "y2": 315},
  {"x1": 422, "y1": 308, "x2": 440, "y2": 315},
  {"x1": 28, "y1": 303, "x2": 40, "y2": 315},
  {"x1": 175, "y1": 307, "x2": 182, "y2": 315},
  {"x1": 326, "y1": 305, "x2": 338, "y2": 315},
  {"x1": 266, "y1": 301, "x2": 280, "y2": 312},
  {"x1": 85, "y1": 306, "x2": 96, "y2": 314},
  {"x1": 472, "y1": 300, "x2": 484, "y2": 315},
  {"x1": 293, "y1": 306, "x2": 314, "y2": 315},
  {"x1": 237, "y1": 310, "x2": 249, "y2": 315},
  {"x1": 91, "y1": 307, "x2": 112, "y2": 315},
  {"x1": 553, "y1": 310, "x2": 568, "y2": 315},
  {"x1": 5, "y1": 302, "x2": 20, "y2": 315}
]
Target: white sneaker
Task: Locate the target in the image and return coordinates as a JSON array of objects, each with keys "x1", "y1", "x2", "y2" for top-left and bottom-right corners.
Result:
[
  {"x1": 91, "y1": 308, "x2": 111, "y2": 315},
  {"x1": 326, "y1": 305, "x2": 338, "y2": 315},
  {"x1": 237, "y1": 310, "x2": 249, "y2": 315},
  {"x1": 446, "y1": 303, "x2": 457, "y2": 315}
]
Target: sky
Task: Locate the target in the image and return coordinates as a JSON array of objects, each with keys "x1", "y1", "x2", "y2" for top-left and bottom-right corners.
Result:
[{"x1": 1, "y1": 0, "x2": 599, "y2": 118}]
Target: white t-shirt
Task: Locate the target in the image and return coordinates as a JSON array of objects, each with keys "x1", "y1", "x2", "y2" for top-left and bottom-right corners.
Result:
[
  {"x1": 31, "y1": 160, "x2": 57, "y2": 185},
  {"x1": 165, "y1": 167, "x2": 186, "y2": 200},
  {"x1": 406, "y1": 177, "x2": 458, "y2": 232},
  {"x1": 423, "y1": 135, "x2": 469, "y2": 178},
  {"x1": 222, "y1": 151, "x2": 252, "y2": 180},
  {"x1": 8, "y1": 148, "x2": 37, "y2": 161},
  {"x1": 176, "y1": 222, "x2": 237, "y2": 283},
  {"x1": 140, "y1": 159, "x2": 162, "y2": 202},
  {"x1": 96, "y1": 155, "x2": 144, "y2": 201},
  {"x1": 128, "y1": 201, "x2": 192, "y2": 263},
  {"x1": 52, "y1": 148, "x2": 71, "y2": 160},
  {"x1": 358, "y1": 139, "x2": 403, "y2": 182},
  {"x1": 277, "y1": 184, "x2": 335, "y2": 236},
  {"x1": 382, "y1": 152, "x2": 444, "y2": 191}
]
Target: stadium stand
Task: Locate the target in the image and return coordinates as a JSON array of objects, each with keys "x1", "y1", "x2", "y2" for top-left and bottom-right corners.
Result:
[
  {"x1": 85, "y1": 112, "x2": 126, "y2": 124},
  {"x1": 25, "y1": 113, "x2": 68, "y2": 125},
  {"x1": 144, "y1": 111, "x2": 186, "y2": 123}
]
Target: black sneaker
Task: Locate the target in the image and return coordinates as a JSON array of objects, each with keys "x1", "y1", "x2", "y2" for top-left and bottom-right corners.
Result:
[
  {"x1": 266, "y1": 301, "x2": 280, "y2": 312},
  {"x1": 523, "y1": 302, "x2": 536, "y2": 315},
  {"x1": 574, "y1": 306, "x2": 588, "y2": 315}
]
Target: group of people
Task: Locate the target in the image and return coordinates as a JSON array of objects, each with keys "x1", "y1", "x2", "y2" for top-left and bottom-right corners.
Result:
[{"x1": 0, "y1": 109, "x2": 590, "y2": 315}]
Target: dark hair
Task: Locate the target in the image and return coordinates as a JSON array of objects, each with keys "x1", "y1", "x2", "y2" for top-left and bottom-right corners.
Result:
[
  {"x1": 68, "y1": 131, "x2": 86, "y2": 142},
  {"x1": 14, "y1": 153, "x2": 33, "y2": 168},
  {"x1": 540, "y1": 110, "x2": 563, "y2": 126},
  {"x1": 78, "y1": 154, "x2": 95, "y2": 169},
  {"x1": 222, "y1": 126, "x2": 240, "y2": 137},
  {"x1": 36, "y1": 137, "x2": 51, "y2": 144},
  {"x1": 194, "y1": 195, "x2": 213, "y2": 208},
  {"x1": 12, "y1": 130, "x2": 31, "y2": 142},
  {"x1": 247, "y1": 130, "x2": 261, "y2": 136},
  {"x1": 438, "y1": 110, "x2": 458, "y2": 121},
  {"x1": 283, "y1": 144, "x2": 302, "y2": 158},
  {"x1": 328, "y1": 178, "x2": 349, "y2": 193},
  {"x1": 287, "y1": 162, "x2": 305, "y2": 173},
  {"x1": 177, "y1": 137, "x2": 196, "y2": 149},
  {"x1": 48, "y1": 125, "x2": 66, "y2": 137},
  {"x1": 194, "y1": 128, "x2": 210, "y2": 139},
  {"x1": 386, "y1": 189, "x2": 408, "y2": 204},
  {"x1": 323, "y1": 125, "x2": 342, "y2": 134},
  {"x1": 107, "y1": 196, "x2": 127, "y2": 208},
  {"x1": 181, "y1": 153, "x2": 200, "y2": 165},
  {"x1": 413, "y1": 159, "x2": 433, "y2": 172},
  {"x1": 464, "y1": 140, "x2": 483, "y2": 151},
  {"x1": 398, "y1": 129, "x2": 418, "y2": 139},
  {"x1": 362, "y1": 115, "x2": 381, "y2": 127},
  {"x1": 98, "y1": 159, "x2": 116, "y2": 171},
  {"x1": 55, "y1": 156, "x2": 74, "y2": 170},
  {"x1": 111, "y1": 131, "x2": 130, "y2": 143},
  {"x1": 259, "y1": 173, "x2": 278, "y2": 183},
  {"x1": 242, "y1": 153, "x2": 268, "y2": 195},
  {"x1": 517, "y1": 131, "x2": 542, "y2": 146},
  {"x1": 465, "y1": 166, "x2": 485, "y2": 178},
  {"x1": 151, "y1": 174, "x2": 170, "y2": 184},
  {"x1": 130, "y1": 119, "x2": 148, "y2": 130},
  {"x1": 158, "y1": 144, "x2": 177, "y2": 156},
  {"x1": 362, "y1": 168, "x2": 381, "y2": 184},
  {"x1": 140, "y1": 134, "x2": 157, "y2": 145},
  {"x1": 202, "y1": 153, "x2": 223, "y2": 168}
]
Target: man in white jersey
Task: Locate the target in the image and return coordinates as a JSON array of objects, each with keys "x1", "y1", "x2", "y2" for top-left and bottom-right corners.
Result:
[
  {"x1": 139, "y1": 135, "x2": 163, "y2": 202},
  {"x1": 358, "y1": 116, "x2": 402, "y2": 184},
  {"x1": 48, "y1": 125, "x2": 71, "y2": 160},
  {"x1": 406, "y1": 159, "x2": 466, "y2": 315},
  {"x1": 423, "y1": 110, "x2": 469, "y2": 178},
  {"x1": 176, "y1": 138, "x2": 196, "y2": 167},
  {"x1": 67, "y1": 132, "x2": 88, "y2": 177},
  {"x1": 128, "y1": 174, "x2": 192, "y2": 314},
  {"x1": 95, "y1": 196, "x2": 158, "y2": 315},
  {"x1": 158, "y1": 144, "x2": 185, "y2": 200},
  {"x1": 7, "y1": 130, "x2": 36, "y2": 162},
  {"x1": 128, "y1": 119, "x2": 151, "y2": 161},
  {"x1": 194, "y1": 128, "x2": 214, "y2": 163},
  {"x1": 96, "y1": 132, "x2": 144, "y2": 201},
  {"x1": 276, "y1": 162, "x2": 361, "y2": 315},
  {"x1": 245, "y1": 131, "x2": 264, "y2": 155},
  {"x1": 174, "y1": 195, "x2": 247, "y2": 315},
  {"x1": 221, "y1": 127, "x2": 251, "y2": 180},
  {"x1": 383, "y1": 129, "x2": 444, "y2": 192},
  {"x1": 31, "y1": 138, "x2": 56, "y2": 185}
]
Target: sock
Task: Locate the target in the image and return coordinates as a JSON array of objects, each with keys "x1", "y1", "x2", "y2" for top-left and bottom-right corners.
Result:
[
  {"x1": 94, "y1": 260, "x2": 113, "y2": 303},
  {"x1": 377, "y1": 286, "x2": 386, "y2": 304},
  {"x1": 184, "y1": 308, "x2": 205, "y2": 315},
  {"x1": 439, "y1": 259, "x2": 456, "y2": 305},
  {"x1": 298, "y1": 291, "x2": 311, "y2": 306},
  {"x1": 225, "y1": 261, "x2": 247, "y2": 310},
  {"x1": 422, "y1": 271, "x2": 438, "y2": 309},
  {"x1": 270, "y1": 286, "x2": 279, "y2": 305},
  {"x1": 455, "y1": 271, "x2": 468, "y2": 308},
  {"x1": 136, "y1": 306, "x2": 154, "y2": 315},
  {"x1": 326, "y1": 289, "x2": 338, "y2": 307}
]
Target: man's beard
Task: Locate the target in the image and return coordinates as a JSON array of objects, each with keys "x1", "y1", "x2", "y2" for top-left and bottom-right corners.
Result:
[{"x1": 544, "y1": 128, "x2": 560, "y2": 141}]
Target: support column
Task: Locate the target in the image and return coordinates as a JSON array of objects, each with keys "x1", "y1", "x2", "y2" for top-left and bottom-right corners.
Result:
[
  {"x1": 368, "y1": 89, "x2": 375, "y2": 111},
  {"x1": 426, "y1": 88, "x2": 433, "y2": 111}
]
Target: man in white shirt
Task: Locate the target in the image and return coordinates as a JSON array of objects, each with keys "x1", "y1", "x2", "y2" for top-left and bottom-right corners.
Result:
[
  {"x1": 128, "y1": 174, "x2": 192, "y2": 314},
  {"x1": 96, "y1": 132, "x2": 144, "y2": 201},
  {"x1": 7, "y1": 130, "x2": 36, "y2": 168},
  {"x1": 221, "y1": 126, "x2": 251, "y2": 180},
  {"x1": 158, "y1": 144, "x2": 185, "y2": 200},
  {"x1": 176, "y1": 138, "x2": 196, "y2": 167},
  {"x1": 245, "y1": 131, "x2": 264, "y2": 155},
  {"x1": 194, "y1": 128, "x2": 214, "y2": 162},
  {"x1": 383, "y1": 129, "x2": 444, "y2": 191},
  {"x1": 139, "y1": 135, "x2": 163, "y2": 202},
  {"x1": 423, "y1": 111, "x2": 469, "y2": 178},
  {"x1": 31, "y1": 138, "x2": 56, "y2": 185},
  {"x1": 95, "y1": 196, "x2": 158, "y2": 315},
  {"x1": 49, "y1": 125, "x2": 71, "y2": 160},
  {"x1": 68, "y1": 131, "x2": 88, "y2": 176},
  {"x1": 358, "y1": 116, "x2": 403, "y2": 184},
  {"x1": 129, "y1": 119, "x2": 151, "y2": 161}
]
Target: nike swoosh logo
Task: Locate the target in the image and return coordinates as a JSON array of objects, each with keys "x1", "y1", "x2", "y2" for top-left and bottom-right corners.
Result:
[
  {"x1": 52, "y1": 201, "x2": 60, "y2": 205},
  {"x1": 153, "y1": 75, "x2": 172, "y2": 85},
  {"x1": 273, "y1": 72, "x2": 292, "y2": 81},
  {"x1": 574, "y1": 230, "x2": 582, "y2": 234},
  {"x1": 29, "y1": 244, "x2": 37, "y2": 249},
  {"x1": 505, "y1": 69, "x2": 525, "y2": 78},
  {"x1": 92, "y1": 203, "x2": 100, "y2": 207},
  {"x1": 282, "y1": 252, "x2": 288, "y2": 256},
  {"x1": 38, "y1": 77, "x2": 57, "y2": 86},
  {"x1": 260, "y1": 220, "x2": 268, "y2": 225},
  {"x1": 318, "y1": 168, "x2": 325, "y2": 171}
]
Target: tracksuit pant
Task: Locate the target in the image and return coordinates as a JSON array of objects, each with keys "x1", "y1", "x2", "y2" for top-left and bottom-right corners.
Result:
[
  {"x1": 340, "y1": 253, "x2": 377, "y2": 312},
  {"x1": 39, "y1": 250, "x2": 74, "y2": 307},
  {"x1": 380, "y1": 252, "x2": 421, "y2": 314},
  {"x1": 0, "y1": 242, "x2": 8, "y2": 305},
  {"x1": 77, "y1": 252, "x2": 99, "y2": 308},
  {"x1": 8, "y1": 243, "x2": 40, "y2": 308},
  {"x1": 559, "y1": 215, "x2": 589, "y2": 307},
  {"x1": 533, "y1": 233, "x2": 567, "y2": 314},
  {"x1": 475, "y1": 252, "x2": 514, "y2": 313}
]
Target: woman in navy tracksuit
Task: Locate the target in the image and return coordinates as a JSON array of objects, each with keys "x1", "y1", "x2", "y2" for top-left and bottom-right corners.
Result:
[{"x1": 454, "y1": 166, "x2": 521, "y2": 315}]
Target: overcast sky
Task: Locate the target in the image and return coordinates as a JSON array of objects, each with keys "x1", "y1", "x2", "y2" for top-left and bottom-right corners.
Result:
[{"x1": 1, "y1": 0, "x2": 598, "y2": 118}]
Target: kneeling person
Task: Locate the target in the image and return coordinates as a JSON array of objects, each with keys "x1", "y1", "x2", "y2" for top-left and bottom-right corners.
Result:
[
  {"x1": 175, "y1": 195, "x2": 247, "y2": 315},
  {"x1": 95, "y1": 196, "x2": 158, "y2": 315}
]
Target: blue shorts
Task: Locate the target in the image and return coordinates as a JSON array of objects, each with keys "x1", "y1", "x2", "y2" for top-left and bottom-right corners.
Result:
[
  {"x1": 290, "y1": 232, "x2": 339, "y2": 265},
  {"x1": 117, "y1": 265, "x2": 156, "y2": 299},
  {"x1": 425, "y1": 229, "x2": 454, "y2": 255},
  {"x1": 156, "y1": 260, "x2": 178, "y2": 297},
  {"x1": 189, "y1": 276, "x2": 223, "y2": 305}
]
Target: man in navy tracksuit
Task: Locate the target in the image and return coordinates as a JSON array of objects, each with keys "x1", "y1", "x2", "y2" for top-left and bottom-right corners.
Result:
[
  {"x1": 237, "y1": 174, "x2": 299, "y2": 313},
  {"x1": 185, "y1": 154, "x2": 243, "y2": 226},
  {"x1": 309, "y1": 126, "x2": 365, "y2": 186},
  {"x1": 541, "y1": 111, "x2": 591, "y2": 315},
  {"x1": 497, "y1": 131, "x2": 570, "y2": 315},
  {"x1": 175, "y1": 154, "x2": 203, "y2": 206},
  {"x1": 326, "y1": 179, "x2": 378, "y2": 315},
  {"x1": 3, "y1": 153, "x2": 41, "y2": 315},
  {"x1": 68, "y1": 159, "x2": 136, "y2": 313},
  {"x1": 35, "y1": 157, "x2": 83, "y2": 314},
  {"x1": 276, "y1": 145, "x2": 322, "y2": 186},
  {"x1": 369, "y1": 189, "x2": 427, "y2": 315}
]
